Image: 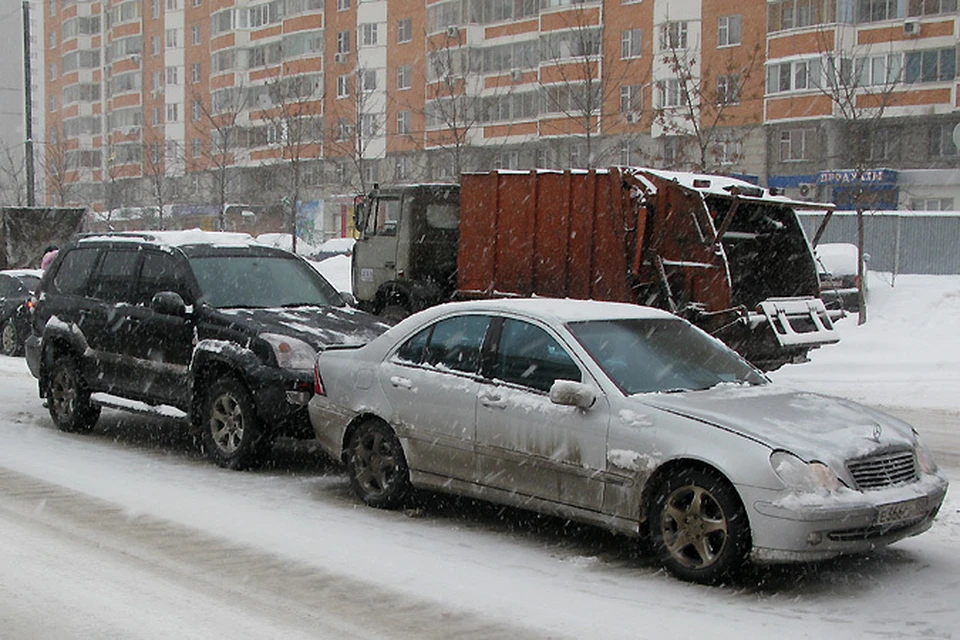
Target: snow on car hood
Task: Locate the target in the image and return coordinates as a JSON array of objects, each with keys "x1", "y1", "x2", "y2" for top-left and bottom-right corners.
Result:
[
  {"x1": 638, "y1": 384, "x2": 917, "y2": 465},
  {"x1": 215, "y1": 306, "x2": 389, "y2": 349}
]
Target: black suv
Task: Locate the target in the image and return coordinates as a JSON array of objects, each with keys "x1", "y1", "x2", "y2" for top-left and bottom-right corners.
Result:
[{"x1": 25, "y1": 230, "x2": 388, "y2": 469}]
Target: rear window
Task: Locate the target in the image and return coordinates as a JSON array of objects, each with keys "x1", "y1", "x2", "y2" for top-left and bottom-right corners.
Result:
[{"x1": 49, "y1": 247, "x2": 99, "y2": 295}]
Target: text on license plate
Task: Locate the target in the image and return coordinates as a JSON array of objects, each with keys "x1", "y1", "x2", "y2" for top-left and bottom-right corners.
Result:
[{"x1": 875, "y1": 497, "x2": 928, "y2": 526}]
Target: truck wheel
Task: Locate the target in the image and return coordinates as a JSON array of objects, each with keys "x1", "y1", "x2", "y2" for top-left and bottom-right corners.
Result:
[
  {"x1": 1, "y1": 320, "x2": 20, "y2": 356},
  {"x1": 47, "y1": 355, "x2": 101, "y2": 433},
  {"x1": 380, "y1": 305, "x2": 410, "y2": 324},
  {"x1": 346, "y1": 419, "x2": 410, "y2": 509},
  {"x1": 647, "y1": 467, "x2": 750, "y2": 584},
  {"x1": 200, "y1": 377, "x2": 268, "y2": 470}
]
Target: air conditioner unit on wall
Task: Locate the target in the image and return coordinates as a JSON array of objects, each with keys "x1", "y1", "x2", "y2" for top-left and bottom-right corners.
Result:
[
  {"x1": 510, "y1": 69, "x2": 523, "y2": 82},
  {"x1": 798, "y1": 182, "x2": 816, "y2": 198},
  {"x1": 904, "y1": 20, "x2": 920, "y2": 36},
  {"x1": 625, "y1": 112, "x2": 639, "y2": 123},
  {"x1": 334, "y1": 52, "x2": 346, "y2": 63},
  {"x1": 446, "y1": 26, "x2": 460, "y2": 38}
]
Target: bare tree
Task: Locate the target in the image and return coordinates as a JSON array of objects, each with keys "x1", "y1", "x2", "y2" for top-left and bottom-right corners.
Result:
[
  {"x1": 806, "y1": 34, "x2": 906, "y2": 324},
  {"x1": 42, "y1": 124, "x2": 76, "y2": 207},
  {"x1": 651, "y1": 25, "x2": 763, "y2": 172},
  {"x1": 259, "y1": 72, "x2": 324, "y2": 252},
  {"x1": 324, "y1": 62, "x2": 385, "y2": 195},
  {"x1": 189, "y1": 83, "x2": 249, "y2": 230},
  {"x1": 538, "y1": 5, "x2": 648, "y2": 169},
  {"x1": 141, "y1": 129, "x2": 180, "y2": 230},
  {"x1": 0, "y1": 140, "x2": 28, "y2": 205}
]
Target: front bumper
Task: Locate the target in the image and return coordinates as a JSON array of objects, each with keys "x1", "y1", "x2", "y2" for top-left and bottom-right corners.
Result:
[{"x1": 741, "y1": 473, "x2": 949, "y2": 563}]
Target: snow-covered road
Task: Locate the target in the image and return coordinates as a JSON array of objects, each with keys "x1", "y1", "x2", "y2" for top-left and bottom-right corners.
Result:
[{"x1": 0, "y1": 352, "x2": 958, "y2": 639}]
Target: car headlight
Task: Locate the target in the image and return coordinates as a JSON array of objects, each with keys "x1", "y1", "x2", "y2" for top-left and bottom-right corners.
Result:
[
  {"x1": 913, "y1": 432, "x2": 939, "y2": 474},
  {"x1": 260, "y1": 333, "x2": 317, "y2": 370},
  {"x1": 770, "y1": 451, "x2": 843, "y2": 493}
]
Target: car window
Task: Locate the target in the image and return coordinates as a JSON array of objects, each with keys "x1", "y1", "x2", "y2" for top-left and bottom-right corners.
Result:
[
  {"x1": 494, "y1": 319, "x2": 581, "y2": 393},
  {"x1": 569, "y1": 318, "x2": 766, "y2": 395},
  {"x1": 394, "y1": 315, "x2": 491, "y2": 374},
  {"x1": 138, "y1": 251, "x2": 189, "y2": 305},
  {"x1": 89, "y1": 250, "x2": 139, "y2": 303},
  {"x1": 50, "y1": 247, "x2": 99, "y2": 296},
  {"x1": 188, "y1": 254, "x2": 339, "y2": 308}
]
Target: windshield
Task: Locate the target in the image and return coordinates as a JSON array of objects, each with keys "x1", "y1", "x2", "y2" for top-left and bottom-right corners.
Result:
[
  {"x1": 188, "y1": 254, "x2": 341, "y2": 309},
  {"x1": 568, "y1": 318, "x2": 766, "y2": 395}
]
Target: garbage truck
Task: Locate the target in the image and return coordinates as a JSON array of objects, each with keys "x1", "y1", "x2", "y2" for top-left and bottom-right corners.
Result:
[{"x1": 351, "y1": 167, "x2": 838, "y2": 370}]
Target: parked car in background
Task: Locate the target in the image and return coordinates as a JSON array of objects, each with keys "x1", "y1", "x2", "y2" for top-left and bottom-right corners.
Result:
[
  {"x1": 0, "y1": 269, "x2": 43, "y2": 356},
  {"x1": 817, "y1": 243, "x2": 866, "y2": 312},
  {"x1": 308, "y1": 298, "x2": 947, "y2": 584},
  {"x1": 26, "y1": 230, "x2": 388, "y2": 469}
]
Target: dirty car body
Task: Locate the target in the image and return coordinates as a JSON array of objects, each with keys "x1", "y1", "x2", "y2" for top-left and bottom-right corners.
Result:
[
  {"x1": 0, "y1": 269, "x2": 43, "y2": 356},
  {"x1": 26, "y1": 230, "x2": 388, "y2": 469},
  {"x1": 308, "y1": 298, "x2": 948, "y2": 583}
]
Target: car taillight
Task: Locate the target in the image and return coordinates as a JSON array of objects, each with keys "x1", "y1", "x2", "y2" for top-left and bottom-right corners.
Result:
[{"x1": 313, "y1": 362, "x2": 326, "y2": 396}]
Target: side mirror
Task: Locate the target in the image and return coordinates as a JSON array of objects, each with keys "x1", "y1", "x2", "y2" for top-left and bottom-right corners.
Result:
[
  {"x1": 549, "y1": 380, "x2": 596, "y2": 410},
  {"x1": 152, "y1": 291, "x2": 187, "y2": 317},
  {"x1": 339, "y1": 291, "x2": 358, "y2": 307}
]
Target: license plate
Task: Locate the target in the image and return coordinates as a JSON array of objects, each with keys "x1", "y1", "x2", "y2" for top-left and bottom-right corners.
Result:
[{"x1": 875, "y1": 497, "x2": 928, "y2": 526}]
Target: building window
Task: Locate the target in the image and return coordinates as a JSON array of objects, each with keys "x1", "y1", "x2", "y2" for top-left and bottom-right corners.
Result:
[
  {"x1": 360, "y1": 23, "x2": 378, "y2": 47},
  {"x1": 659, "y1": 21, "x2": 687, "y2": 50},
  {"x1": 151, "y1": 71, "x2": 162, "y2": 91},
  {"x1": 153, "y1": 106, "x2": 162, "y2": 125},
  {"x1": 855, "y1": 53, "x2": 902, "y2": 86},
  {"x1": 662, "y1": 137, "x2": 682, "y2": 166},
  {"x1": 150, "y1": 143, "x2": 162, "y2": 164},
  {"x1": 717, "y1": 73, "x2": 741, "y2": 104},
  {"x1": 49, "y1": 96, "x2": 57, "y2": 112},
  {"x1": 361, "y1": 69, "x2": 377, "y2": 92},
  {"x1": 192, "y1": 99, "x2": 202, "y2": 121},
  {"x1": 536, "y1": 148, "x2": 551, "y2": 169},
  {"x1": 657, "y1": 79, "x2": 685, "y2": 107},
  {"x1": 496, "y1": 150, "x2": 519, "y2": 170},
  {"x1": 337, "y1": 31, "x2": 351, "y2": 54},
  {"x1": 192, "y1": 138, "x2": 202, "y2": 158},
  {"x1": 908, "y1": 0, "x2": 958, "y2": 16},
  {"x1": 394, "y1": 156, "x2": 411, "y2": 180},
  {"x1": 166, "y1": 66, "x2": 179, "y2": 85},
  {"x1": 780, "y1": 129, "x2": 811, "y2": 161},
  {"x1": 336, "y1": 118, "x2": 352, "y2": 141},
  {"x1": 397, "y1": 110, "x2": 411, "y2": 134},
  {"x1": 620, "y1": 84, "x2": 643, "y2": 115},
  {"x1": 904, "y1": 48, "x2": 957, "y2": 84},
  {"x1": 151, "y1": 35, "x2": 160, "y2": 55},
  {"x1": 714, "y1": 139, "x2": 742, "y2": 165},
  {"x1": 166, "y1": 0, "x2": 178, "y2": 10},
  {"x1": 191, "y1": 62, "x2": 201, "y2": 83},
  {"x1": 167, "y1": 103, "x2": 180, "y2": 122},
  {"x1": 192, "y1": 0, "x2": 202, "y2": 7},
  {"x1": 398, "y1": 17, "x2": 412, "y2": 43},
  {"x1": 337, "y1": 0, "x2": 349, "y2": 9},
  {"x1": 361, "y1": 113, "x2": 379, "y2": 137},
  {"x1": 910, "y1": 197, "x2": 954, "y2": 210},
  {"x1": 718, "y1": 15, "x2": 742, "y2": 47},
  {"x1": 858, "y1": 0, "x2": 902, "y2": 22},
  {"x1": 191, "y1": 25, "x2": 201, "y2": 45},
  {"x1": 766, "y1": 58, "x2": 822, "y2": 93},
  {"x1": 928, "y1": 123, "x2": 959, "y2": 157},
  {"x1": 151, "y1": 0, "x2": 159, "y2": 18},
  {"x1": 48, "y1": 31, "x2": 57, "y2": 48},
  {"x1": 397, "y1": 64, "x2": 411, "y2": 90},
  {"x1": 621, "y1": 28, "x2": 642, "y2": 59},
  {"x1": 569, "y1": 144, "x2": 583, "y2": 168},
  {"x1": 48, "y1": 63, "x2": 57, "y2": 81},
  {"x1": 165, "y1": 28, "x2": 179, "y2": 48},
  {"x1": 337, "y1": 75, "x2": 350, "y2": 98}
]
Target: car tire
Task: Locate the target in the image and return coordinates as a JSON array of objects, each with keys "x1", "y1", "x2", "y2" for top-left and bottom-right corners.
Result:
[
  {"x1": 200, "y1": 377, "x2": 268, "y2": 470},
  {"x1": 47, "y1": 355, "x2": 101, "y2": 433},
  {"x1": 647, "y1": 467, "x2": 750, "y2": 584},
  {"x1": 346, "y1": 419, "x2": 410, "y2": 509},
  {"x1": 1, "y1": 320, "x2": 20, "y2": 357}
]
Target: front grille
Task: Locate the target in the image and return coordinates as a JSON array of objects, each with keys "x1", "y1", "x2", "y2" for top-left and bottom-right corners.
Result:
[
  {"x1": 827, "y1": 517, "x2": 927, "y2": 542},
  {"x1": 847, "y1": 449, "x2": 918, "y2": 490}
]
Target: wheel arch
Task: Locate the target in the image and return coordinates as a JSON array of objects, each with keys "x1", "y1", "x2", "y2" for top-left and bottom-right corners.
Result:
[
  {"x1": 188, "y1": 355, "x2": 251, "y2": 430},
  {"x1": 639, "y1": 457, "x2": 749, "y2": 530},
  {"x1": 339, "y1": 412, "x2": 392, "y2": 463}
]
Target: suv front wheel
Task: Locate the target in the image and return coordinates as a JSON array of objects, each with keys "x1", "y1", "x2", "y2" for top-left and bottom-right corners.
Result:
[
  {"x1": 200, "y1": 377, "x2": 268, "y2": 470},
  {"x1": 47, "y1": 355, "x2": 101, "y2": 432}
]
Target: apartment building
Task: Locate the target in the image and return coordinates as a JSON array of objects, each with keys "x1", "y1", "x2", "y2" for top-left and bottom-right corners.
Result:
[
  {"x1": 41, "y1": 0, "x2": 960, "y2": 235},
  {"x1": 765, "y1": 0, "x2": 960, "y2": 210}
]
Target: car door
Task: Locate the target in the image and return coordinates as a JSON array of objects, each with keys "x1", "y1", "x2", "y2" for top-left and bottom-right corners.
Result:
[
  {"x1": 123, "y1": 250, "x2": 196, "y2": 406},
  {"x1": 82, "y1": 248, "x2": 142, "y2": 395},
  {"x1": 475, "y1": 317, "x2": 610, "y2": 512},
  {"x1": 377, "y1": 314, "x2": 491, "y2": 480}
]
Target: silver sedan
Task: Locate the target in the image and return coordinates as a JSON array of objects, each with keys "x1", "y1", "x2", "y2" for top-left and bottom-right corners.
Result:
[{"x1": 308, "y1": 298, "x2": 948, "y2": 583}]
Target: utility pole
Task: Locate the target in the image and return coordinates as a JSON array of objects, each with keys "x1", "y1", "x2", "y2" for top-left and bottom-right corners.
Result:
[{"x1": 22, "y1": 0, "x2": 36, "y2": 206}]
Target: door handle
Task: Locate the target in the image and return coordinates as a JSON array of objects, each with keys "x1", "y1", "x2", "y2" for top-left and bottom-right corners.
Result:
[
  {"x1": 390, "y1": 376, "x2": 413, "y2": 389},
  {"x1": 479, "y1": 393, "x2": 506, "y2": 409}
]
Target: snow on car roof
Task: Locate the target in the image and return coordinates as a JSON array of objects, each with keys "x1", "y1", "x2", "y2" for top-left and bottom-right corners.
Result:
[
  {"x1": 79, "y1": 229, "x2": 260, "y2": 249},
  {"x1": 423, "y1": 297, "x2": 677, "y2": 324},
  {"x1": 1, "y1": 269, "x2": 44, "y2": 279}
]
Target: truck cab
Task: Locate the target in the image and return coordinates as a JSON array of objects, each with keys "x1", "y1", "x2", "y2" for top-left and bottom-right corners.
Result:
[{"x1": 352, "y1": 184, "x2": 459, "y2": 320}]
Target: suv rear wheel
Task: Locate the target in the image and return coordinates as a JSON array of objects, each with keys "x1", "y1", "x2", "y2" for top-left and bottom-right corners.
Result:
[
  {"x1": 47, "y1": 355, "x2": 101, "y2": 432},
  {"x1": 200, "y1": 377, "x2": 268, "y2": 470}
]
